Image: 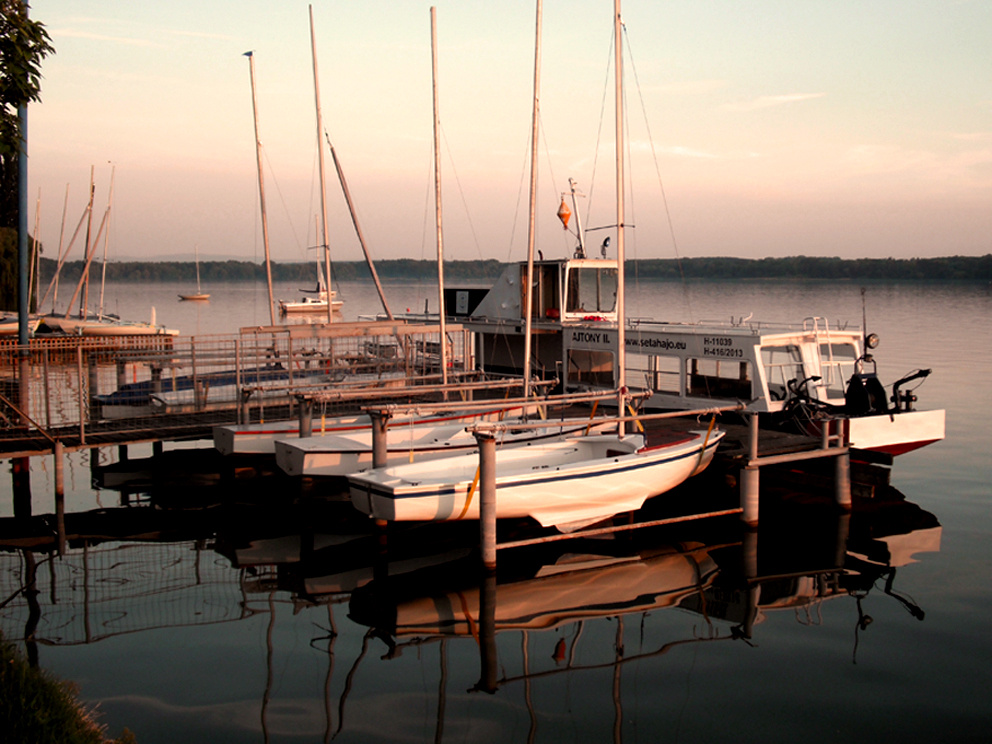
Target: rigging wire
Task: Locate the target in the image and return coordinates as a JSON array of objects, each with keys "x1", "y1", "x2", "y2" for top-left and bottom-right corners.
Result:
[
  {"x1": 622, "y1": 24, "x2": 694, "y2": 319},
  {"x1": 439, "y1": 123, "x2": 485, "y2": 262}
]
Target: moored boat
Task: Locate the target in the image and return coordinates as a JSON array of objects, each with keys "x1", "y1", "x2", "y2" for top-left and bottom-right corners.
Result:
[
  {"x1": 214, "y1": 403, "x2": 530, "y2": 456},
  {"x1": 275, "y1": 416, "x2": 608, "y2": 477},
  {"x1": 348, "y1": 427, "x2": 725, "y2": 532}
]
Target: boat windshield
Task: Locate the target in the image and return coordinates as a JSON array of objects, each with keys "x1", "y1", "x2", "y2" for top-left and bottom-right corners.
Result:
[{"x1": 565, "y1": 266, "x2": 618, "y2": 316}]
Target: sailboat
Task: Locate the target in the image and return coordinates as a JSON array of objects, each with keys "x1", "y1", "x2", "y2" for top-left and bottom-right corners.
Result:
[
  {"x1": 179, "y1": 245, "x2": 209, "y2": 301},
  {"x1": 277, "y1": 260, "x2": 342, "y2": 314},
  {"x1": 277, "y1": 7, "x2": 343, "y2": 321}
]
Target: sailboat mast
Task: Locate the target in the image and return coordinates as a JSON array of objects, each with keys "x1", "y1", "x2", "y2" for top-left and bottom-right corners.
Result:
[
  {"x1": 30, "y1": 189, "x2": 40, "y2": 311},
  {"x1": 614, "y1": 0, "x2": 627, "y2": 436},
  {"x1": 522, "y1": 0, "x2": 542, "y2": 399},
  {"x1": 43, "y1": 184, "x2": 69, "y2": 312},
  {"x1": 98, "y1": 164, "x2": 115, "y2": 318},
  {"x1": 430, "y1": 6, "x2": 449, "y2": 384},
  {"x1": 327, "y1": 135, "x2": 393, "y2": 319},
  {"x1": 245, "y1": 51, "x2": 277, "y2": 327},
  {"x1": 195, "y1": 244, "x2": 202, "y2": 292},
  {"x1": 309, "y1": 5, "x2": 335, "y2": 325},
  {"x1": 78, "y1": 166, "x2": 94, "y2": 319}
]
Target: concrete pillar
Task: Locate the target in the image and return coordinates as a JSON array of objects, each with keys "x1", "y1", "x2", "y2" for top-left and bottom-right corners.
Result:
[
  {"x1": 741, "y1": 412, "x2": 761, "y2": 526},
  {"x1": 740, "y1": 466, "x2": 760, "y2": 526},
  {"x1": 297, "y1": 396, "x2": 313, "y2": 438},
  {"x1": 370, "y1": 411, "x2": 390, "y2": 469},
  {"x1": 835, "y1": 451, "x2": 852, "y2": 510},
  {"x1": 476, "y1": 432, "x2": 498, "y2": 571}
]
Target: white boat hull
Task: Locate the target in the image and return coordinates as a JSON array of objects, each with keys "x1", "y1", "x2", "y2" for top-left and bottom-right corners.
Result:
[
  {"x1": 275, "y1": 418, "x2": 606, "y2": 477},
  {"x1": 845, "y1": 409, "x2": 946, "y2": 456},
  {"x1": 349, "y1": 429, "x2": 725, "y2": 531}
]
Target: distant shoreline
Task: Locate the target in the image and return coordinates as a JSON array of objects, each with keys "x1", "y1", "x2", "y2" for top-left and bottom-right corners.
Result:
[{"x1": 38, "y1": 255, "x2": 992, "y2": 284}]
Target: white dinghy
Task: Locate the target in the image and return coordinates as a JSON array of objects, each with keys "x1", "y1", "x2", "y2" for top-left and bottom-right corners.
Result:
[{"x1": 348, "y1": 427, "x2": 725, "y2": 533}]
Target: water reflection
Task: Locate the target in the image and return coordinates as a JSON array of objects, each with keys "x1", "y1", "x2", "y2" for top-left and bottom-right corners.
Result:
[{"x1": 0, "y1": 453, "x2": 941, "y2": 741}]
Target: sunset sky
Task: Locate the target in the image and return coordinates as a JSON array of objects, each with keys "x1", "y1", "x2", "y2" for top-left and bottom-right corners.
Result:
[{"x1": 26, "y1": 0, "x2": 992, "y2": 266}]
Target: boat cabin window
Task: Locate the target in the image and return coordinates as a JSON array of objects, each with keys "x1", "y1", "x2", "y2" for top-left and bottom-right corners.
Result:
[
  {"x1": 819, "y1": 342, "x2": 859, "y2": 399},
  {"x1": 565, "y1": 266, "x2": 618, "y2": 316},
  {"x1": 568, "y1": 349, "x2": 614, "y2": 387},
  {"x1": 687, "y1": 358, "x2": 752, "y2": 399},
  {"x1": 626, "y1": 353, "x2": 681, "y2": 394},
  {"x1": 761, "y1": 345, "x2": 804, "y2": 401}
]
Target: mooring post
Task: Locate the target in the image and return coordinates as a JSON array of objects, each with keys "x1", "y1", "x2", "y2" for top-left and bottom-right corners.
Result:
[
  {"x1": 369, "y1": 410, "x2": 391, "y2": 531},
  {"x1": 54, "y1": 440, "x2": 66, "y2": 555},
  {"x1": 370, "y1": 410, "x2": 390, "y2": 468},
  {"x1": 835, "y1": 450, "x2": 852, "y2": 510},
  {"x1": 741, "y1": 412, "x2": 760, "y2": 526},
  {"x1": 297, "y1": 395, "x2": 313, "y2": 438},
  {"x1": 153, "y1": 440, "x2": 163, "y2": 457},
  {"x1": 476, "y1": 432, "x2": 498, "y2": 571},
  {"x1": 87, "y1": 352, "x2": 100, "y2": 421}
]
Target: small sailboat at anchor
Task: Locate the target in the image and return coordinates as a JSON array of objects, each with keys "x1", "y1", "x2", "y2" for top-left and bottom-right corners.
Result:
[{"x1": 178, "y1": 245, "x2": 209, "y2": 301}]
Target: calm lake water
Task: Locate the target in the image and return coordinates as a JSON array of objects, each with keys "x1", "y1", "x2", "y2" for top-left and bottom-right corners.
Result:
[{"x1": 2, "y1": 277, "x2": 990, "y2": 743}]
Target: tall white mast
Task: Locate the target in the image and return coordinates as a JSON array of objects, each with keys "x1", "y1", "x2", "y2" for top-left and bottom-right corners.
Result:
[
  {"x1": 245, "y1": 51, "x2": 277, "y2": 327},
  {"x1": 614, "y1": 0, "x2": 627, "y2": 436},
  {"x1": 98, "y1": 164, "x2": 115, "y2": 318},
  {"x1": 309, "y1": 5, "x2": 335, "y2": 325},
  {"x1": 430, "y1": 7, "x2": 449, "y2": 384},
  {"x1": 522, "y1": 0, "x2": 543, "y2": 400}
]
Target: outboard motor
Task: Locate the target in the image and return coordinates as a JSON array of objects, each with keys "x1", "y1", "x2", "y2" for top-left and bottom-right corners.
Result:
[{"x1": 845, "y1": 372, "x2": 889, "y2": 416}]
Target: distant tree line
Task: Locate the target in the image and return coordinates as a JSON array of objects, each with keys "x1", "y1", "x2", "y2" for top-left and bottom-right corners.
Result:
[
  {"x1": 32, "y1": 254, "x2": 992, "y2": 289},
  {"x1": 632, "y1": 255, "x2": 992, "y2": 281}
]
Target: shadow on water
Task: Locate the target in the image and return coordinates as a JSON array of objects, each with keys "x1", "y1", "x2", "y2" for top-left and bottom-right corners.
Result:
[{"x1": 0, "y1": 446, "x2": 941, "y2": 740}]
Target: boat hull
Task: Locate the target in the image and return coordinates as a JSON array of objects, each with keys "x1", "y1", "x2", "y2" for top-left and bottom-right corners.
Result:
[
  {"x1": 275, "y1": 419, "x2": 605, "y2": 477},
  {"x1": 845, "y1": 408, "x2": 946, "y2": 456},
  {"x1": 215, "y1": 405, "x2": 530, "y2": 455},
  {"x1": 348, "y1": 429, "x2": 725, "y2": 531}
]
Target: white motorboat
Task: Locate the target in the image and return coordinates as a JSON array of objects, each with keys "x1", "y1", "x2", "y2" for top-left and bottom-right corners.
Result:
[
  {"x1": 349, "y1": 427, "x2": 725, "y2": 532},
  {"x1": 278, "y1": 287, "x2": 343, "y2": 315}
]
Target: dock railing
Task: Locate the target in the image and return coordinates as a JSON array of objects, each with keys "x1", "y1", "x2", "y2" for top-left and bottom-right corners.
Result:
[{"x1": 0, "y1": 320, "x2": 472, "y2": 457}]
